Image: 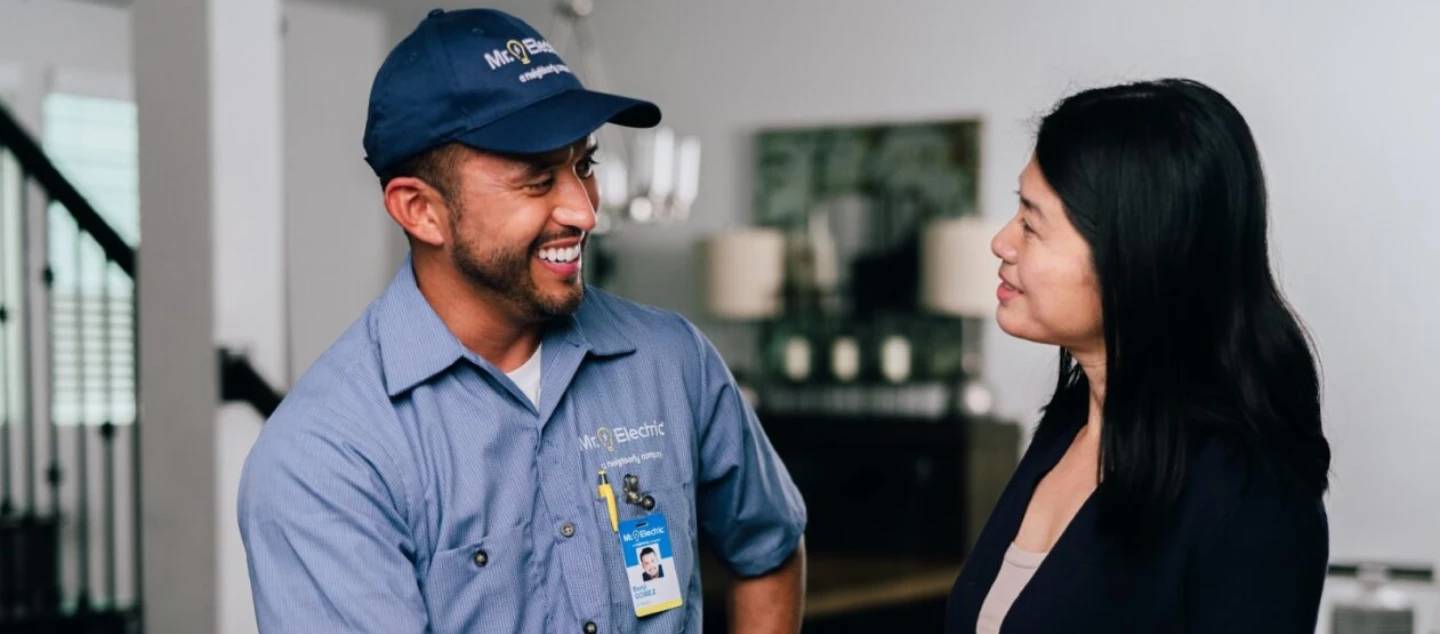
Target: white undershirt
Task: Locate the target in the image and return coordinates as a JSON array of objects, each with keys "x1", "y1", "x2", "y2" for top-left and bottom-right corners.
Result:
[
  {"x1": 976, "y1": 542, "x2": 1048, "y2": 634},
  {"x1": 505, "y1": 343, "x2": 542, "y2": 407}
]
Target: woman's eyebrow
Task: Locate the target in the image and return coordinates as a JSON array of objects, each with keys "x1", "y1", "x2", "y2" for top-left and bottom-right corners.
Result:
[{"x1": 1015, "y1": 190, "x2": 1045, "y2": 219}]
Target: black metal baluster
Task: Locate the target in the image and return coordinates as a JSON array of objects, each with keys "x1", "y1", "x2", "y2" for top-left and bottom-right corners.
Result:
[
  {"x1": 42, "y1": 195, "x2": 65, "y2": 617},
  {"x1": 73, "y1": 222, "x2": 91, "y2": 613},
  {"x1": 18, "y1": 169, "x2": 52, "y2": 620},
  {"x1": 0, "y1": 144, "x2": 14, "y2": 618},
  {"x1": 128, "y1": 282, "x2": 142, "y2": 627},
  {"x1": 100, "y1": 259, "x2": 117, "y2": 607},
  {"x1": 19, "y1": 172, "x2": 36, "y2": 518},
  {"x1": 45, "y1": 252, "x2": 59, "y2": 521},
  {"x1": 2, "y1": 146, "x2": 13, "y2": 519}
]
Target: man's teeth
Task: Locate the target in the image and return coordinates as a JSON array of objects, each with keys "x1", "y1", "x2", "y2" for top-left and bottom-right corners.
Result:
[{"x1": 539, "y1": 246, "x2": 581, "y2": 263}]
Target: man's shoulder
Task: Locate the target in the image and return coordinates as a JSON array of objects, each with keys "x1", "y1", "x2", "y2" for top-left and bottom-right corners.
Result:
[
  {"x1": 260, "y1": 308, "x2": 396, "y2": 445},
  {"x1": 241, "y1": 310, "x2": 411, "y2": 504},
  {"x1": 238, "y1": 318, "x2": 414, "y2": 534}
]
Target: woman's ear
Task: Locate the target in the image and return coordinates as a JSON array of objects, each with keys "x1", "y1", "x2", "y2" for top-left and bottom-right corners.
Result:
[{"x1": 383, "y1": 177, "x2": 449, "y2": 247}]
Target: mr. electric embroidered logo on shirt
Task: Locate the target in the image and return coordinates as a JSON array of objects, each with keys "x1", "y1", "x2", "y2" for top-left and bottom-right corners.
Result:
[
  {"x1": 581, "y1": 422, "x2": 669, "y2": 471},
  {"x1": 579, "y1": 421, "x2": 667, "y2": 452}
]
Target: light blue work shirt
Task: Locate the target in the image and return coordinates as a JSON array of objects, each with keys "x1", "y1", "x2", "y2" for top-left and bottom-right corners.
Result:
[{"x1": 238, "y1": 258, "x2": 806, "y2": 633}]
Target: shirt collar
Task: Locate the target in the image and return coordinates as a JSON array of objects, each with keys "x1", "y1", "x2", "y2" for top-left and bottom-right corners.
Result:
[
  {"x1": 374, "y1": 257, "x2": 471, "y2": 397},
  {"x1": 563, "y1": 288, "x2": 637, "y2": 358},
  {"x1": 374, "y1": 257, "x2": 636, "y2": 397}
]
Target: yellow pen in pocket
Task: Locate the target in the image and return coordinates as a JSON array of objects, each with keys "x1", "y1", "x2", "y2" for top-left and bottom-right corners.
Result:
[{"x1": 597, "y1": 469, "x2": 619, "y2": 533}]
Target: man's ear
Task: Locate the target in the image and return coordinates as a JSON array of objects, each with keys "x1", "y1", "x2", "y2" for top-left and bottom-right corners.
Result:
[{"x1": 383, "y1": 177, "x2": 449, "y2": 247}]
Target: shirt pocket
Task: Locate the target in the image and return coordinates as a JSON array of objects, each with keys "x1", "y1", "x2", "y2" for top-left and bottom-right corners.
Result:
[
  {"x1": 422, "y1": 525, "x2": 533, "y2": 633},
  {"x1": 593, "y1": 481, "x2": 700, "y2": 632}
]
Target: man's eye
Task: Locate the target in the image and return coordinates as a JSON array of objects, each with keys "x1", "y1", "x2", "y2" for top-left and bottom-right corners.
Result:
[
  {"x1": 526, "y1": 177, "x2": 555, "y2": 192},
  {"x1": 576, "y1": 157, "x2": 598, "y2": 179}
]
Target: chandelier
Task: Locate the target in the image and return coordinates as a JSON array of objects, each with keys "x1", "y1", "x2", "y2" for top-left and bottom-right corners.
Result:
[{"x1": 549, "y1": 0, "x2": 702, "y2": 231}]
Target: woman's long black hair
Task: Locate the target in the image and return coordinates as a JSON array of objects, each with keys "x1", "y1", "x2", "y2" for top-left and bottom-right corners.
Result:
[{"x1": 1033, "y1": 79, "x2": 1330, "y2": 536}]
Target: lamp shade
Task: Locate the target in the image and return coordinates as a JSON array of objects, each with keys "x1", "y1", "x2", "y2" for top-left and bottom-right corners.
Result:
[
  {"x1": 702, "y1": 228, "x2": 785, "y2": 320},
  {"x1": 921, "y1": 216, "x2": 1000, "y2": 318}
]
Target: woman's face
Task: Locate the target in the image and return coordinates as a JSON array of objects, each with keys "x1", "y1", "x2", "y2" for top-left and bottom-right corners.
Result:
[{"x1": 991, "y1": 157, "x2": 1104, "y2": 354}]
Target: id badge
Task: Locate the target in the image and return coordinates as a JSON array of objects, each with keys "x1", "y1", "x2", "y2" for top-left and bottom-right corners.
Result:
[{"x1": 618, "y1": 514, "x2": 684, "y2": 617}]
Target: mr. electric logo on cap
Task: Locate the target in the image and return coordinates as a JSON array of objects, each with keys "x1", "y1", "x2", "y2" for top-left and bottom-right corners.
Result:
[
  {"x1": 506, "y1": 40, "x2": 531, "y2": 65},
  {"x1": 484, "y1": 37, "x2": 558, "y2": 70}
]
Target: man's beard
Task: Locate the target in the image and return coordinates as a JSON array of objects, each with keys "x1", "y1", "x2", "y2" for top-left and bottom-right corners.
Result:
[{"x1": 450, "y1": 227, "x2": 585, "y2": 320}]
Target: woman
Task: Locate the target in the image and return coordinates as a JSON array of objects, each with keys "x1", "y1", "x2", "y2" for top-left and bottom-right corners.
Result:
[{"x1": 945, "y1": 79, "x2": 1330, "y2": 632}]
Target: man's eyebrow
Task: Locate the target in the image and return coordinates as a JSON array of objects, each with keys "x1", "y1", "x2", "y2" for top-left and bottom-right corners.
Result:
[
  {"x1": 514, "y1": 140, "x2": 596, "y2": 180},
  {"x1": 515, "y1": 151, "x2": 571, "y2": 180}
]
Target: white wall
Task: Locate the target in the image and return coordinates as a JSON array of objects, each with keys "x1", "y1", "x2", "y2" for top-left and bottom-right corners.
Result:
[
  {"x1": 282, "y1": 0, "x2": 399, "y2": 379},
  {"x1": 133, "y1": 0, "x2": 220, "y2": 627},
  {"x1": 400, "y1": 0, "x2": 1440, "y2": 577},
  {"x1": 0, "y1": 0, "x2": 131, "y2": 128},
  {"x1": 210, "y1": 0, "x2": 287, "y2": 631}
]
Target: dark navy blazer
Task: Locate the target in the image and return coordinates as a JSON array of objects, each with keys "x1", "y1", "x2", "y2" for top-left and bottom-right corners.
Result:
[{"x1": 946, "y1": 397, "x2": 1328, "y2": 633}]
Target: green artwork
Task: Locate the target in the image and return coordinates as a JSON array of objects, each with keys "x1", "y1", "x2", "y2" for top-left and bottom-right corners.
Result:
[
  {"x1": 750, "y1": 119, "x2": 982, "y2": 382},
  {"x1": 754, "y1": 120, "x2": 980, "y2": 233}
]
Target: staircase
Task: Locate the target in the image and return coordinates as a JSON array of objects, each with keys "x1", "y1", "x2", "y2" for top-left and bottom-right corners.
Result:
[{"x1": 0, "y1": 98, "x2": 141, "y2": 634}]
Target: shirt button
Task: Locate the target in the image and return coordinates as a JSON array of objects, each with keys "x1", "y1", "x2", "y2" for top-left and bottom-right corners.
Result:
[
  {"x1": 583, "y1": 621, "x2": 598, "y2": 634},
  {"x1": 560, "y1": 521, "x2": 576, "y2": 538},
  {"x1": 471, "y1": 549, "x2": 489, "y2": 568}
]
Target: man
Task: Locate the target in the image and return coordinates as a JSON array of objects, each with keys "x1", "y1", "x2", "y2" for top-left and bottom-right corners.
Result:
[
  {"x1": 237, "y1": 8, "x2": 806, "y2": 634},
  {"x1": 640, "y1": 548, "x2": 664, "y2": 582}
]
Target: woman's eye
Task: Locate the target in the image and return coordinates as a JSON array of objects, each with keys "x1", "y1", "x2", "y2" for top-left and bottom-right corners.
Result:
[{"x1": 1021, "y1": 219, "x2": 1035, "y2": 235}]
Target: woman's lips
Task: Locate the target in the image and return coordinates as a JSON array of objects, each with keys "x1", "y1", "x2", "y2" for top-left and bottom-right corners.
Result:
[{"x1": 997, "y1": 278, "x2": 1022, "y2": 303}]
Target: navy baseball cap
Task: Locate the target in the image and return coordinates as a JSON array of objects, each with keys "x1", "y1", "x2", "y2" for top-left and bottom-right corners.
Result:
[{"x1": 363, "y1": 8, "x2": 661, "y2": 175}]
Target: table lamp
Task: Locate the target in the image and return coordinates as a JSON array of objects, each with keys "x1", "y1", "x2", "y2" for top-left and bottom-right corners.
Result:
[{"x1": 920, "y1": 216, "x2": 1001, "y2": 416}]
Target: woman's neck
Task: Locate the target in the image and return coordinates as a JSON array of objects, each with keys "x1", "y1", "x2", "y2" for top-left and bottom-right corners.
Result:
[{"x1": 1070, "y1": 344, "x2": 1106, "y2": 443}]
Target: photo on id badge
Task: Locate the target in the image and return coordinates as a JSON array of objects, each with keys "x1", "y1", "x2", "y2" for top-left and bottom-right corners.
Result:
[{"x1": 619, "y1": 514, "x2": 683, "y2": 617}]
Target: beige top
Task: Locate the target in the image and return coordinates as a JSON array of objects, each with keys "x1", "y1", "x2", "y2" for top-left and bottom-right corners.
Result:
[{"x1": 975, "y1": 543, "x2": 1048, "y2": 634}]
